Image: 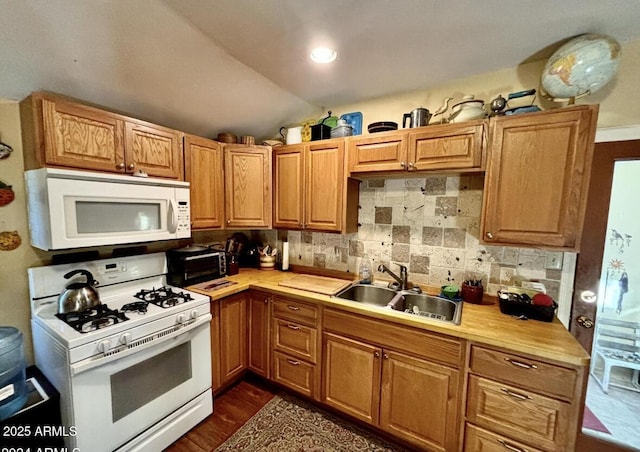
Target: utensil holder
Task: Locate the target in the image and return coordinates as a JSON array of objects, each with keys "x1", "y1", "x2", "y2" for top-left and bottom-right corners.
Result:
[
  {"x1": 461, "y1": 283, "x2": 484, "y2": 304},
  {"x1": 259, "y1": 255, "x2": 276, "y2": 270}
]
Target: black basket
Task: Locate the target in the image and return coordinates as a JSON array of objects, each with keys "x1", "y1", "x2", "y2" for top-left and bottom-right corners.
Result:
[{"x1": 498, "y1": 292, "x2": 557, "y2": 322}]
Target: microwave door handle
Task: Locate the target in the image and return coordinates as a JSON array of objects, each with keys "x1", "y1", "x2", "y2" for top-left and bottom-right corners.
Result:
[{"x1": 168, "y1": 199, "x2": 178, "y2": 233}]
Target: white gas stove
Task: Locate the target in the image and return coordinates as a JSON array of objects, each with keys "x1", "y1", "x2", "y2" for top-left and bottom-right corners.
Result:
[{"x1": 29, "y1": 252, "x2": 213, "y2": 452}]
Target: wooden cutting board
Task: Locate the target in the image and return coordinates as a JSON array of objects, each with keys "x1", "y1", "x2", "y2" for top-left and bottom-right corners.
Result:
[{"x1": 278, "y1": 274, "x2": 352, "y2": 296}]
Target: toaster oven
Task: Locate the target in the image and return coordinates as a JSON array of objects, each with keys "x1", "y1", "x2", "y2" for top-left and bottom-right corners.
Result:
[{"x1": 166, "y1": 246, "x2": 227, "y2": 287}]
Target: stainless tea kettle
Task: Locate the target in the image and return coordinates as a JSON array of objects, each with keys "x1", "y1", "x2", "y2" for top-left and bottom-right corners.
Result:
[
  {"x1": 403, "y1": 107, "x2": 431, "y2": 128},
  {"x1": 58, "y1": 269, "x2": 101, "y2": 313}
]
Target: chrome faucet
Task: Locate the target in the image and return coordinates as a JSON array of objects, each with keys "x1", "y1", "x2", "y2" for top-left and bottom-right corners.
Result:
[{"x1": 377, "y1": 263, "x2": 408, "y2": 290}]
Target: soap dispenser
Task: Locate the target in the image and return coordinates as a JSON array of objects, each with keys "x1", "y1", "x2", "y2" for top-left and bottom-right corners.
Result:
[{"x1": 359, "y1": 254, "x2": 373, "y2": 284}]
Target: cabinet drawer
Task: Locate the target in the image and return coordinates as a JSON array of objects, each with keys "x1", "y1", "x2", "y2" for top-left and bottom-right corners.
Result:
[
  {"x1": 272, "y1": 297, "x2": 318, "y2": 326},
  {"x1": 470, "y1": 346, "x2": 577, "y2": 400},
  {"x1": 273, "y1": 318, "x2": 317, "y2": 363},
  {"x1": 272, "y1": 350, "x2": 316, "y2": 399},
  {"x1": 464, "y1": 424, "x2": 545, "y2": 452},
  {"x1": 466, "y1": 375, "x2": 570, "y2": 452}
]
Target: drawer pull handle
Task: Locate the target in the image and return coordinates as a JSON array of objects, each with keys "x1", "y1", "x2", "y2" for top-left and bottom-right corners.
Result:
[
  {"x1": 497, "y1": 439, "x2": 527, "y2": 452},
  {"x1": 287, "y1": 305, "x2": 300, "y2": 311},
  {"x1": 505, "y1": 358, "x2": 538, "y2": 370},
  {"x1": 287, "y1": 359, "x2": 300, "y2": 366},
  {"x1": 287, "y1": 324, "x2": 300, "y2": 330},
  {"x1": 500, "y1": 387, "x2": 532, "y2": 401}
]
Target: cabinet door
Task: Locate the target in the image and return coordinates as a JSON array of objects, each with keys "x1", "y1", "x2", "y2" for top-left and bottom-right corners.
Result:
[
  {"x1": 247, "y1": 291, "x2": 270, "y2": 378},
  {"x1": 379, "y1": 350, "x2": 460, "y2": 452},
  {"x1": 409, "y1": 121, "x2": 485, "y2": 171},
  {"x1": 124, "y1": 121, "x2": 183, "y2": 179},
  {"x1": 305, "y1": 140, "x2": 345, "y2": 232},
  {"x1": 273, "y1": 145, "x2": 304, "y2": 229},
  {"x1": 467, "y1": 375, "x2": 571, "y2": 452},
  {"x1": 322, "y1": 332, "x2": 381, "y2": 425},
  {"x1": 481, "y1": 106, "x2": 597, "y2": 249},
  {"x1": 41, "y1": 98, "x2": 126, "y2": 172},
  {"x1": 348, "y1": 131, "x2": 408, "y2": 173},
  {"x1": 219, "y1": 293, "x2": 247, "y2": 385},
  {"x1": 225, "y1": 145, "x2": 272, "y2": 228},
  {"x1": 184, "y1": 134, "x2": 225, "y2": 229}
]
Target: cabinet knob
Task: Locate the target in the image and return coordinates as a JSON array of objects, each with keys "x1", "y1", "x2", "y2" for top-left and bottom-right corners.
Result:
[
  {"x1": 486, "y1": 232, "x2": 494, "y2": 239},
  {"x1": 374, "y1": 351, "x2": 380, "y2": 358},
  {"x1": 227, "y1": 220, "x2": 231, "y2": 224},
  {"x1": 264, "y1": 298, "x2": 269, "y2": 304},
  {"x1": 116, "y1": 162, "x2": 125, "y2": 170},
  {"x1": 400, "y1": 161, "x2": 406, "y2": 167},
  {"x1": 408, "y1": 162, "x2": 415, "y2": 169},
  {"x1": 127, "y1": 163, "x2": 136, "y2": 171},
  {"x1": 383, "y1": 353, "x2": 389, "y2": 359}
]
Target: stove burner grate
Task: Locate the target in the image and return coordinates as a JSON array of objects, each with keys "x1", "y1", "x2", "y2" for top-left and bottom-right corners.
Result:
[
  {"x1": 133, "y1": 286, "x2": 194, "y2": 308},
  {"x1": 122, "y1": 301, "x2": 149, "y2": 314},
  {"x1": 56, "y1": 304, "x2": 129, "y2": 333}
]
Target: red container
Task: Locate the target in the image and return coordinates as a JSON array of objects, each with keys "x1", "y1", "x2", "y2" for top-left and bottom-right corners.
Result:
[{"x1": 461, "y1": 283, "x2": 484, "y2": 304}]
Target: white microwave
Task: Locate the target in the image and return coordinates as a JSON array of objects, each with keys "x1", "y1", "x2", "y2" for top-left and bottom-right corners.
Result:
[{"x1": 25, "y1": 168, "x2": 191, "y2": 250}]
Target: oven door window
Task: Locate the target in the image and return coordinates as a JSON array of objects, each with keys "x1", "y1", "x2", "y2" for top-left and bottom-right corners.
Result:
[{"x1": 110, "y1": 342, "x2": 192, "y2": 422}]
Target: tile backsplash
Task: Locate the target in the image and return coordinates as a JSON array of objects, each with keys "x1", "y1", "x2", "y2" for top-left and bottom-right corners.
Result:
[{"x1": 286, "y1": 175, "x2": 563, "y2": 300}]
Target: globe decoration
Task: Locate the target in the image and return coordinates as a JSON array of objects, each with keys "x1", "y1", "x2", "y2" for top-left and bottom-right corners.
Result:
[{"x1": 541, "y1": 33, "x2": 621, "y2": 104}]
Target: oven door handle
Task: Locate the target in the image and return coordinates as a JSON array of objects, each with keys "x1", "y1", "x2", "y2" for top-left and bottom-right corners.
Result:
[{"x1": 70, "y1": 314, "x2": 211, "y2": 376}]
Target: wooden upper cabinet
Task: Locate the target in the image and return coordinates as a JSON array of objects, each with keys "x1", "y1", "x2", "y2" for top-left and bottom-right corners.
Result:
[
  {"x1": 124, "y1": 120, "x2": 183, "y2": 179},
  {"x1": 481, "y1": 105, "x2": 598, "y2": 250},
  {"x1": 224, "y1": 144, "x2": 272, "y2": 229},
  {"x1": 409, "y1": 121, "x2": 485, "y2": 171},
  {"x1": 20, "y1": 92, "x2": 184, "y2": 179},
  {"x1": 273, "y1": 139, "x2": 359, "y2": 233},
  {"x1": 305, "y1": 140, "x2": 346, "y2": 232},
  {"x1": 184, "y1": 134, "x2": 225, "y2": 229},
  {"x1": 273, "y1": 145, "x2": 305, "y2": 229},
  {"x1": 348, "y1": 131, "x2": 408, "y2": 173},
  {"x1": 348, "y1": 121, "x2": 485, "y2": 175}
]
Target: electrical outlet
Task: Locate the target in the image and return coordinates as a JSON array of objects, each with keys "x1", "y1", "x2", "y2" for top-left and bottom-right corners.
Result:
[
  {"x1": 500, "y1": 267, "x2": 516, "y2": 285},
  {"x1": 545, "y1": 252, "x2": 563, "y2": 270}
]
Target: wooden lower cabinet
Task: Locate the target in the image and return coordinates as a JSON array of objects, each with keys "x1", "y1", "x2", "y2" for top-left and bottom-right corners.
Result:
[
  {"x1": 272, "y1": 350, "x2": 317, "y2": 399},
  {"x1": 217, "y1": 293, "x2": 247, "y2": 388},
  {"x1": 247, "y1": 291, "x2": 271, "y2": 378},
  {"x1": 323, "y1": 332, "x2": 381, "y2": 425},
  {"x1": 464, "y1": 424, "x2": 545, "y2": 452},
  {"x1": 380, "y1": 350, "x2": 460, "y2": 451},
  {"x1": 270, "y1": 296, "x2": 320, "y2": 400},
  {"x1": 466, "y1": 344, "x2": 586, "y2": 452},
  {"x1": 322, "y1": 331, "x2": 460, "y2": 451}
]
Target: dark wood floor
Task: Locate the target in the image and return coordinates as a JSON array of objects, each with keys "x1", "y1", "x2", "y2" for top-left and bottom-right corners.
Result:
[{"x1": 165, "y1": 377, "x2": 278, "y2": 452}]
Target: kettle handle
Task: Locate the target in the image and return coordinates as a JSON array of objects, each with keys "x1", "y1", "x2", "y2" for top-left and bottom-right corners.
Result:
[
  {"x1": 279, "y1": 127, "x2": 286, "y2": 140},
  {"x1": 64, "y1": 269, "x2": 97, "y2": 286},
  {"x1": 403, "y1": 113, "x2": 411, "y2": 128}
]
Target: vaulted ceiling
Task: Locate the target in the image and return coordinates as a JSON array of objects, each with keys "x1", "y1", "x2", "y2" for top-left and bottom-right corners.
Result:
[{"x1": 1, "y1": 0, "x2": 639, "y2": 140}]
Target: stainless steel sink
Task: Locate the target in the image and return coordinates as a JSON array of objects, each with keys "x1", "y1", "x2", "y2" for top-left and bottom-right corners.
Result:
[
  {"x1": 334, "y1": 284, "x2": 462, "y2": 325},
  {"x1": 334, "y1": 284, "x2": 398, "y2": 307},
  {"x1": 401, "y1": 293, "x2": 462, "y2": 324}
]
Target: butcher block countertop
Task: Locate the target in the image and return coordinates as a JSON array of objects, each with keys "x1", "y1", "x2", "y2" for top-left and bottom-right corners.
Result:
[{"x1": 188, "y1": 268, "x2": 589, "y2": 367}]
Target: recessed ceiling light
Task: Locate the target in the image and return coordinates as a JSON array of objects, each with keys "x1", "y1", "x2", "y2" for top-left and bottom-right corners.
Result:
[{"x1": 310, "y1": 47, "x2": 337, "y2": 64}]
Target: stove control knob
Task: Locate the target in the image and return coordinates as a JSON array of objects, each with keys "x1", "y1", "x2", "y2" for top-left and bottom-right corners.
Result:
[
  {"x1": 190, "y1": 309, "x2": 199, "y2": 320},
  {"x1": 120, "y1": 332, "x2": 133, "y2": 345},
  {"x1": 177, "y1": 313, "x2": 188, "y2": 324},
  {"x1": 97, "y1": 340, "x2": 111, "y2": 353}
]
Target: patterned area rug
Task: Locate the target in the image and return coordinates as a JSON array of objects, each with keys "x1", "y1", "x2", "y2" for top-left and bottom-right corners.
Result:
[
  {"x1": 214, "y1": 394, "x2": 408, "y2": 451},
  {"x1": 583, "y1": 405, "x2": 611, "y2": 434}
]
